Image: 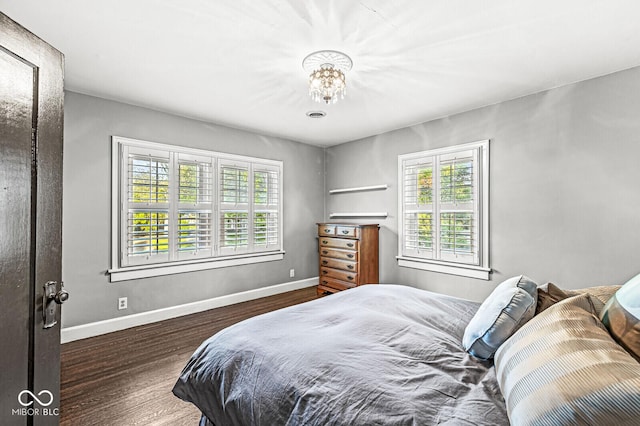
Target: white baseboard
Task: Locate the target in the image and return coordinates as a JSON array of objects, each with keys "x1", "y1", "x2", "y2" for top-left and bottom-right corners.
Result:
[{"x1": 61, "y1": 277, "x2": 318, "y2": 344}]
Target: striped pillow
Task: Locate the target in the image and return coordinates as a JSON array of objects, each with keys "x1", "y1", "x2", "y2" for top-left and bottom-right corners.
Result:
[{"x1": 495, "y1": 294, "x2": 640, "y2": 426}]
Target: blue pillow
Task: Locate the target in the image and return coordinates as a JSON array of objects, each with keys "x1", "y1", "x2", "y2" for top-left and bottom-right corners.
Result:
[
  {"x1": 463, "y1": 275, "x2": 538, "y2": 360},
  {"x1": 600, "y1": 273, "x2": 640, "y2": 361}
]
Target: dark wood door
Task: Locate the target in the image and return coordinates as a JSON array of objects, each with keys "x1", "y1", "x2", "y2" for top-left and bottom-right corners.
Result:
[{"x1": 0, "y1": 13, "x2": 64, "y2": 425}]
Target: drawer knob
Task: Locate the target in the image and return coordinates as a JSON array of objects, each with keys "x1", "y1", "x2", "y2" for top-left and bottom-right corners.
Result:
[
  {"x1": 322, "y1": 270, "x2": 328, "y2": 274},
  {"x1": 347, "y1": 243, "x2": 354, "y2": 247},
  {"x1": 322, "y1": 260, "x2": 328, "y2": 265},
  {"x1": 324, "y1": 229, "x2": 332, "y2": 233},
  {"x1": 347, "y1": 254, "x2": 354, "y2": 259},
  {"x1": 347, "y1": 265, "x2": 354, "y2": 269},
  {"x1": 322, "y1": 250, "x2": 328, "y2": 255},
  {"x1": 347, "y1": 276, "x2": 354, "y2": 280},
  {"x1": 322, "y1": 240, "x2": 328, "y2": 244},
  {"x1": 341, "y1": 230, "x2": 349, "y2": 234}
]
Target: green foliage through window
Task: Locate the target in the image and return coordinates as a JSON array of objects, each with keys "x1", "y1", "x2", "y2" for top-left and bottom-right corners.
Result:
[
  {"x1": 178, "y1": 212, "x2": 212, "y2": 251},
  {"x1": 130, "y1": 157, "x2": 169, "y2": 203},
  {"x1": 440, "y1": 212, "x2": 473, "y2": 253},
  {"x1": 417, "y1": 213, "x2": 433, "y2": 248},
  {"x1": 254, "y1": 171, "x2": 268, "y2": 205},
  {"x1": 440, "y1": 160, "x2": 473, "y2": 203},
  {"x1": 179, "y1": 162, "x2": 212, "y2": 204},
  {"x1": 417, "y1": 167, "x2": 433, "y2": 205},
  {"x1": 254, "y1": 211, "x2": 278, "y2": 246},
  {"x1": 222, "y1": 212, "x2": 248, "y2": 248},
  {"x1": 128, "y1": 211, "x2": 169, "y2": 255},
  {"x1": 222, "y1": 167, "x2": 248, "y2": 204}
]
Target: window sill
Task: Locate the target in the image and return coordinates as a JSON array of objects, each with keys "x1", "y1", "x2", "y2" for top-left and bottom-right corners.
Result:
[
  {"x1": 109, "y1": 251, "x2": 285, "y2": 282},
  {"x1": 396, "y1": 256, "x2": 491, "y2": 280}
]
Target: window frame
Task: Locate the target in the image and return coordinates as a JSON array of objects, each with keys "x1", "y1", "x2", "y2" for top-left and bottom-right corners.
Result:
[
  {"x1": 397, "y1": 140, "x2": 490, "y2": 280},
  {"x1": 109, "y1": 136, "x2": 284, "y2": 282}
]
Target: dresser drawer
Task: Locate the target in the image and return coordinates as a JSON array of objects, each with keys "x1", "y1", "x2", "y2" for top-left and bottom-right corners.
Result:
[
  {"x1": 318, "y1": 224, "x2": 336, "y2": 236},
  {"x1": 319, "y1": 237, "x2": 358, "y2": 250},
  {"x1": 319, "y1": 277, "x2": 356, "y2": 291},
  {"x1": 336, "y1": 225, "x2": 359, "y2": 238},
  {"x1": 321, "y1": 267, "x2": 358, "y2": 283},
  {"x1": 319, "y1": 247, "x2": 358, "y2": 261},
  {"x1": 320, "y1": 257, "x2": 357, "y2": 272}
]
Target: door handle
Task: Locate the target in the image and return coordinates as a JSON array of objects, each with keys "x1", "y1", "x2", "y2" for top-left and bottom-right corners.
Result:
[{"x1": 43, "y1": 281, "x2": 69, "y2": 329}]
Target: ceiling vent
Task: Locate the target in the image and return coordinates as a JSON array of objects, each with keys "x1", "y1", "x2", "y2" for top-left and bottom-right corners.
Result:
[{"x1": 306, "y1": 111, "x2": 326, "y2": 118}]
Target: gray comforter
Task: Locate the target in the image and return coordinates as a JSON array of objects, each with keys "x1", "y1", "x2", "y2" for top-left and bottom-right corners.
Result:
[{"x1": 173, "y1": 285, "x2": 508, "y2": 425}]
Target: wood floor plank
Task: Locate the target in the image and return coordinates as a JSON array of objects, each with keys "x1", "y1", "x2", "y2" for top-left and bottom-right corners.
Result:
[{"x1": 60, "y1": 286, "x2": 318, "y2": 425}]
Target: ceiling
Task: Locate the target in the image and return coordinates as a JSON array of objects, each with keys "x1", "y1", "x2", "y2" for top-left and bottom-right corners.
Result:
[{"x1": 3, "y1": 1, "x2": 640, "y2": 147}]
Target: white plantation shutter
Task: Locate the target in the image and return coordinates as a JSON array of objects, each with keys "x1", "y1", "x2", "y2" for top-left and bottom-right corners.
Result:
[
  {"x1": 438, "y1": 149, "x2": 478, "y2": 264},
  {"x1": 176, "y1": 153, "x2": 214, "y2": 260},
  {"x1": 398, "y1": 141, "x2": 489, "y2": 277},
  {"x1": 123, "y1": 146, "x2": 171, "y2": 265},
  {"x1": 218, "y1": 161, "x2": 282, "y2": 254},
  {"x1": 219, "y1": 160, "x2": 250, "y2": 254},
  {"x1": 122, "y1": 147, "x2": 215, "y2": 266},
  {"x1": 402, "y1": 158, "x2": 435, "y2": 259},
  {"x1": 253, "y1": 164, "x2": 280, "y2": 251},
  {"x1": 114, "y1": 137, "x2": 283, "y2": 274}
]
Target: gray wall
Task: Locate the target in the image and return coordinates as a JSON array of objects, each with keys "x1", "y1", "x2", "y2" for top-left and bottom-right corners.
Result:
[
  {"x1": 62, "y1": 92, "x2": 325, "y2": 327},
  {"x1": 63, "y1": 65, "x2": 640, "y2": 327},
  {"x1": 325, "y1": 66, "x2": 640, "y2": 301}
]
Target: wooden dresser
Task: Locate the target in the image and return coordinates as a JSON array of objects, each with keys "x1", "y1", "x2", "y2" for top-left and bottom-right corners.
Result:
[{"x1": 317, "y1": 223, "x2": 379, "y2": 296}]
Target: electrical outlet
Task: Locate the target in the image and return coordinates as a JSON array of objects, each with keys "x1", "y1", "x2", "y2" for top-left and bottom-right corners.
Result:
[
  {"x1": 118, "y1": 297, "x2": 128, "y2": 310},
  {"x1": 289, "y1": 269, "x2": 295, "y2": 278}
]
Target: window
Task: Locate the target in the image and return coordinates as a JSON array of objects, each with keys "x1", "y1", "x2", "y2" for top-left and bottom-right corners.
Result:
[
  {"x1": 218, "y1": 159, "x2": 280, "y2": 254},
  {"x1": 110, "y1": 136, "x2": 283, "y2": 281},
  {"x1": 397, "y1": 140, "x2": 490, "y2": 279}
]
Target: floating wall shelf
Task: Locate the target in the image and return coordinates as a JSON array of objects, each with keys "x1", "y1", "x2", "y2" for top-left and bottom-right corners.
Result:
[
  {"x1": 329, "y1": 184, "x2": 388, "y2": 194},
  {"x1": 329, "y1": 212, "x2": 388, "y2": 219}
]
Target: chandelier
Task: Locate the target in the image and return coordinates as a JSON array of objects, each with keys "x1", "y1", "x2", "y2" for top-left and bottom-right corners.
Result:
[{"x1": 302, "y1": 50, "x2": 353, "y2": 104}]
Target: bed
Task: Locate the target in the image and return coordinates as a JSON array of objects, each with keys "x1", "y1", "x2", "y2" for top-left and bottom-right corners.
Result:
[{"x1": 172, "y1": 284, "x2": 509, "y2": 425}]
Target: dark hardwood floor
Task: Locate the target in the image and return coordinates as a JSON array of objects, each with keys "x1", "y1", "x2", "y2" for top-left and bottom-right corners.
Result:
[{"x1": 60, "y1": 286, "x2": 319, "y2": 425}]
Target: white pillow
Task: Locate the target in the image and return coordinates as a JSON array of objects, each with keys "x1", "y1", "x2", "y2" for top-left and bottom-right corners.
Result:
[{"x1": 462, "y1": 275, "x2": 537, "y2": 360}]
